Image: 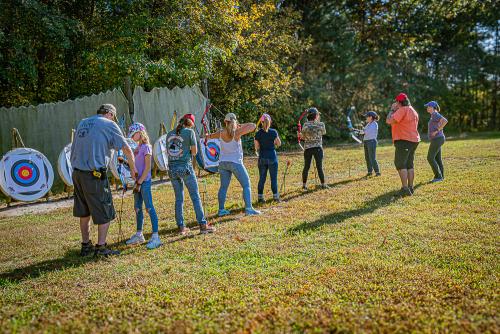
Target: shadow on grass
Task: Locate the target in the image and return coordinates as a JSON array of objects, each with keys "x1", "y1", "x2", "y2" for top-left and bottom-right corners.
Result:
[{"x1": 288, "y1": 182, "x2": 425, "y2": 235}]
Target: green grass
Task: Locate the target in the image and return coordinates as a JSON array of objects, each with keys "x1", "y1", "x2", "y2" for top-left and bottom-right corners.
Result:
[{"x1": 0, "y1": 134, "x2": 499, "y2": 333}]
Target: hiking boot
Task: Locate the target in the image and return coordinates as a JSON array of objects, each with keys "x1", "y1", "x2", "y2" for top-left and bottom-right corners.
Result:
[
  {"x1": 125, "y1": 233, "x2": 145, "y2": 245},
  {"x1": 80, "y1": 240, "x2": 94, "y2": 257},
  {"x1": 179, "y1": 226, "x2": 191, "y2": 236},
  {"x1": 245, "y1": 207, "x2": 261, "y2": 216},
  {"x1": 218, "y1": 209, "x2": 231, "y2": 217},
  {"x1": 200, "y1": 224, "x2": 216, "y2": 234},
  {"x1": 146, "y1": 235, "x2": 162, "y2": 250},
  {"x1": 94, "y1": 244, "x2": 120, "y2": 257}
]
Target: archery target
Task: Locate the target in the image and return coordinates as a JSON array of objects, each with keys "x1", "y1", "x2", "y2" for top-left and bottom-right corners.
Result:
[
  {"x1": 57, "y1": 143, "x2": 73, "y2": 186},
  {"x1": 152, "y1": 134, "x2": 169, "y2": 171},
  {"x1": 199, "y1": 138, "x2": 220, "y2": 168},
  {"x1": 110, "y1": 138, "x2": 138, "y2": 187},
  {"x1": 0, "y1": 148, "x2": 54, "y2": 202}
]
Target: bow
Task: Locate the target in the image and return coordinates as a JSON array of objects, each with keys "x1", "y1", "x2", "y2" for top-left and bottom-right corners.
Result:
[
  {"x1": 201, "y1": 102, "x2": 212, "y2": 146},
  {"x1": 297, "y1": 109, "x2": 309, "y2": 150},
  {"x1": 346, "y1": 106, "x2": 363, "y2": 144}
]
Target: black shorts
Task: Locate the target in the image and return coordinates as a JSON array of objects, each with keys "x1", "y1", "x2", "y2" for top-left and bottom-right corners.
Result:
[
  {"x1": 72, "y1": 169, "x2": 116, "y2": 225},
  {"x1": 394, "y1": 140, "x2": 419, "y2": 170}
]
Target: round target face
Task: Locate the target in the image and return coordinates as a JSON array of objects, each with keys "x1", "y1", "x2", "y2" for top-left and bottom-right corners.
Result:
[
  {"x1": 204, "y1": 142, "x2": 220, "y2": 163},
  {"x1": 11, "y1": 160, "x2": 40, "y2": 186},
  {"x1": 0, "y1": 148, "x2": 54, "y2": 202}
]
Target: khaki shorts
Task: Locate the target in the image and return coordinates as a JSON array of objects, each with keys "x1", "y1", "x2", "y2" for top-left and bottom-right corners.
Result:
[{"x1": 72, "y1": 169, "x2": 116, "y2": 225}]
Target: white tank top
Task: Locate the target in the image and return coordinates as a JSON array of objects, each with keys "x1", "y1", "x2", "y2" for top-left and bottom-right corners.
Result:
[{"x1": 219, "y1": 136, "x2": 243, "y2": 164}]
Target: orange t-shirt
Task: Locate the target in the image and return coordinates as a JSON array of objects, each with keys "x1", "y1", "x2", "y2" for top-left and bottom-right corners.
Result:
[{"x1": 391, "y1": 106, "x2": 421, "y2": 143}]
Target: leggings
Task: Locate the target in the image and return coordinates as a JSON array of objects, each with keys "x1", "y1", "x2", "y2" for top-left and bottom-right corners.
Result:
[
  {"x1": 427, "y1": 136, "x2": 445, "y2": 178},
  {"x1": 302, "y1": 147, "x2": 325, "y2": 184}
]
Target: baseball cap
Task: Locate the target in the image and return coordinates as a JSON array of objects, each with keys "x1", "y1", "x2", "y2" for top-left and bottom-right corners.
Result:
[
  {"x1": 182, "y1": 113, "x2": 195, "y2": 123},
  {"x1": 224, "y1": 113, "x2": 237, "y2": 122},
  {"x1": 424, "y1": 101, "x2": 439, "y2": 109},
  {"x1": 307, "y1": 107, "x2": 320, "y2": 115},
  {"x1": 395, "y1": 93, "x2": 408, "y2": 102},
  {"x1": 98, "y1": 103, "x2": 116, "y2": 115},
  {"x1": 364, "y1": 111, "x2": 378, "y2": 119},
  {"x1": 260, "y1": 113, "x2": 272, "y2": 122}
]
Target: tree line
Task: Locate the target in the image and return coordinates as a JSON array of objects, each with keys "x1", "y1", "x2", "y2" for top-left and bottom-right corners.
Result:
[{"x1": 1, "y1": 0, "x2": 498, "y2": 141}]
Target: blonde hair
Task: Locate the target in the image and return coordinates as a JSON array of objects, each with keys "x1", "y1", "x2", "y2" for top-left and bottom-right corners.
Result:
[
  {"x1": 262, "y1": 118, "x2": 271, "y2": 132},
  {"x1": 225, "y1": 119, "x2": 238, "y2": 139},
  {"x1": 137, "y1": 130, "x2": 150, "y2": 145}
]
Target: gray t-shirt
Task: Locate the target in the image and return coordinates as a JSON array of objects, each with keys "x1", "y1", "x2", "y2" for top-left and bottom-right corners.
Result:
[
  {"x1": 71, "y1": 115, "x2": 128, "y2": 171},
  {"x1": 166, "y1": 127, "x2": 197, "y2": 167}
]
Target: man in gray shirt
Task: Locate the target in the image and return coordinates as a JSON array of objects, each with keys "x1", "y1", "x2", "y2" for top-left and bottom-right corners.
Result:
[{"x1": 71, "y1": 104, "x2": 136, "y2": 257}]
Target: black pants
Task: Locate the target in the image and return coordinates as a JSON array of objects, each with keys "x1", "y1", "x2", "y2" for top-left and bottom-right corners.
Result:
[
  {"x1": 363, "y1": 139, "x2": 380, "y2": 174},
  {"x1": 427, "y1": 136, "x2": 445, "y2": 178},
  {"x1": 302, "y1": 147, "x2": 325, "y2": 184},
  {"x1": 394, "y1": 140, "x2": 419, "y2": 170}
]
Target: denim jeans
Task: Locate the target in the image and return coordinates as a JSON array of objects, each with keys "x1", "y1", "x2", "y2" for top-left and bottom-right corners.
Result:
[
  {"x1": 363, "y1": 139, "x2": 380, "y2": 174},
  {"x1": 427, "y1": 136, "x2": 445, "y2": 178},
  {"x1": 169, "y1": 164, "x2": 207, "y2": 227},
  {"x1": 134, "y1": 180, "x2": 159, "y2": 233},
  {"x1": 218, "y1": 161, "x2": 253, "y2": 210},
  {"x1": 258, "y1": 158, "x2": 279, "y2": 197}
]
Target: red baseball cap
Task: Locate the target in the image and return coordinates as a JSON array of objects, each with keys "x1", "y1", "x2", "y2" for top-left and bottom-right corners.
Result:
[
  {"x1": 183, "y1": 113, "x2": 195, "y2": 123},
  {"x1": 395, "y1": 93, "x2": 408, "y2": 102}
]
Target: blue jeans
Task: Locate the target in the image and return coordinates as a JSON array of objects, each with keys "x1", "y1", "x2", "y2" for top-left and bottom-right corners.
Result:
[
  {"x1": 363, "y1": 139, "x2": 380, "y2": 174},
  {"x1": 169, "y1": 164, "x2": 207, "y2": 228},
  {"x1": 218, "y1": 161, "x2": 253, "y2": 210},
  {"x1": 258, "y1": 158, "x2": 279, "y2": 197},
  {"x1": 134, "y1": 180, "x2": 159, "y2": 233}
]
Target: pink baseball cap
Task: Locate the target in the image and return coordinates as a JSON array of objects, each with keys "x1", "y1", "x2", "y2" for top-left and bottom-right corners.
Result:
[{"x1": 183, "y1": 113, "x2": 195, "y2": 123}]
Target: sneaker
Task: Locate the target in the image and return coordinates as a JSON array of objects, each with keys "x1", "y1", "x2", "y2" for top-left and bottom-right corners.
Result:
[
  {"x1": 245, "y1": 207, "x2": 261, "y2": 216},
  {"x1": 179, "y1": 226, "x2": 191, "y2": 236},
  {"x1": 258, "y1": 198, "x2": 265, "y2": 204},
  {"x1": 94, "y1": 244, "x2": 120, "y2": 257},
  {"x1": 146, "y1": 235, "x2": 162, "y2": 249},
  {"x1": 302, "y1": 185, "x2": 308, "y2": 191},
  {"x1": 409, "y1": 186, "x2": 414, "y2": 195},
  {"x1": 125, "y1": 233, "x2": 145, "y2": 245},
  {"x1": 218, "y1": 209, "x2": 231, "y2": 217},
  {"x1": 400, "y1": 187, "x2": 413, "y2": 197},
  {"x1": 321, "y1": 184, "x2": 330, "y2": 189},
  {"x1": 366, "y1": 173, "x2": 373, "y2": 177},
  {"x1": 375, "y1": 173, "x2": 381, "y2": 177},
  {"x1": 430, "y1": 177, "x2": 443, "y2": 183},
  {"x1": 200, "y1": 224, "x2": 216, "y2": 234},
  {"x1": 80, "y1": 240, "x2": 94, "y2": 257},
  {"x1": 273, "y1": 196, "x2": 281, "y2": 202}
]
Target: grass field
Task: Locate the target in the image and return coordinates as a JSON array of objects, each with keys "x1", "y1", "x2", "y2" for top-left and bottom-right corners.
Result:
[{"x1": 0, "y1": 134, "x2": 499, "y2": 333}]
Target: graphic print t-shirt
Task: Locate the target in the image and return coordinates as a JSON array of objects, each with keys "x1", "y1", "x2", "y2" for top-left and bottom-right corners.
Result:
[{"x1": 166, "y1": 128, "x2": 197, "y2": 167}]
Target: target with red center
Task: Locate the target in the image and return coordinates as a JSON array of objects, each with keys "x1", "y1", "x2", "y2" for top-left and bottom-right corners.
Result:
[
  {"x1": 12, "y1": 160, "x2": 40, "y2": 186},
  {"x1": 0, "y1": 148, "x2": 54, "y2": 202},
  {"x1": 205, "y1": 142, "x2": 220, "y2": 163}
]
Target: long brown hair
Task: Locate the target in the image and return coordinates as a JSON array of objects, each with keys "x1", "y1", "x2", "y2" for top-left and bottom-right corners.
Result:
[{"x1": 176, "y1": 118, "x2": 194, "y2": 135}]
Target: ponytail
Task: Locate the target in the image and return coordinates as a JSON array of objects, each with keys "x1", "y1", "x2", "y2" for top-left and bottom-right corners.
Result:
[
  {"x1": 262, "y1": 118, "x2": 271, "y2": 132},
  {"x1": 176, "y1": 118, "x2": 194, "y2": 135}
]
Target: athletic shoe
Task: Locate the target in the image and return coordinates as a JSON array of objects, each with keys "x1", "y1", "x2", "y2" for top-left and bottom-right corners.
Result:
[
  {"x1": 146, "y1": 235, "x2": 162, "y2": 249},
  {"x1": 125, "y1": 233, "x2": 145, "y2": 245},
  {"x1": 321, "y1": 184, "x2": 330, "y2": 189},
  {"x1": 430, "y1": 178, "x2": 444, "y2": 183},
  {"x1": 218, "y1": 209, "x2": 231, "y2": 217},
  {"x1": 245, "y1": 208, "x2": 262, "y2": 216},
  {"x1": 302, "y1": 185, "x2": 308, "y2": 191},
  {"x1": 258, "y1": 198, "x2": 265, "y2": 204},
  {"x1": 80, "y1": 240, "x2": 94, "y2": 257},
  {"x1": 400, "y1": 187, "x2": 413, "y2": 197},
  {"x1": 366, "y1": 173, "x2": 373, "y2": 177},
  {"x1": 200, "y1": 224, "x2": 216, "y2": 234},
  {"x1": 273, "y1": 196, "x2": 281, "y2": 203},
  {"x1": 94, "y1": 244, "x2": 120, "y2": 257},
  {"x1": 409, "y1": 186, "x2": 414, "y2": 195},
  {"x1": 375, "y1": 173, "x2": 381, "y2": 177},
  {"x1": 179, "y1": 226, "x2": 191, "y2": 236}
]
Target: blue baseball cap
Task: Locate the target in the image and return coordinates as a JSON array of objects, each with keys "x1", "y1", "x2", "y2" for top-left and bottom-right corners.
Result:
[
  {"x1": 364, "y1": 111, "x2": 378, "y2": 119},
  {"x1": 307, "y1": 107, "x2": 319, "y2": 115},
  {"x1": 424, "y1": 101, "x2": 439, "y2": 109}
]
